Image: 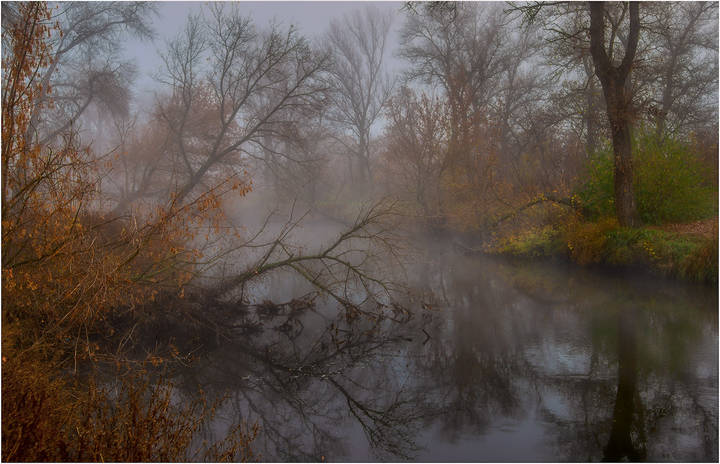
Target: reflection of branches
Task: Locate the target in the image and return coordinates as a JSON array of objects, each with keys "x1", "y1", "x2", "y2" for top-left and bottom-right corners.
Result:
[
  {"x1": 404, "y1": 255, "x2": 539, "y2": 440},
  {"x1": 327, "y1": 375, "x2": 421, "y2": 459},
  {"x1": 169, "y1": 298, "x2": 426, "y2": 460},
  {"x1": 115, "y1": 238, "x2": 718, "y2": 461}
]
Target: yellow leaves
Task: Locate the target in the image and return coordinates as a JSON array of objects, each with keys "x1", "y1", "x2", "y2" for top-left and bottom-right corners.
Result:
[{"x1": 641, "y1": 239, "x2": 658, "y2": 260}]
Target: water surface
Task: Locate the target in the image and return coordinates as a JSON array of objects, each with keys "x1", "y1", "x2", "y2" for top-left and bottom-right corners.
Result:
[{"x1": 173, "y1": 243, "x2": 718, "y2": 461}]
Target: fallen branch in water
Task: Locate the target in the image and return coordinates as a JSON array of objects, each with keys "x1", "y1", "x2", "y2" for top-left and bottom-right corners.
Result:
[{"x1": 208, "y1": 199, "x2": 409, "y2": 318}]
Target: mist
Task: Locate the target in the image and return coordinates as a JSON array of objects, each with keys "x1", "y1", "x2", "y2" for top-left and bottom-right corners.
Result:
[{"x1": 2, "y1": 1, "x2": 718, "y2": 462}]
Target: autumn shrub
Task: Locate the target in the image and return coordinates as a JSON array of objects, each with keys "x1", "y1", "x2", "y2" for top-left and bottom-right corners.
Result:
[
  {"x1": 564, "y1": 217, "x2": 618, "y2": 265},
  {"x1": 493, "y1": 214, "x2": 717, "y2": 283},
  {"x1": 2, "y1": 4, "x2": 257, "y2": 460},
  {"x1": 561, "y1": 219, "x2": 716, "y2": 282},
  {"x1": 578, "y1": 129, "x2": 717, "y2": 224},
  {"x1": 603, "y1": 226, "x2": 668, "y2": 266}
]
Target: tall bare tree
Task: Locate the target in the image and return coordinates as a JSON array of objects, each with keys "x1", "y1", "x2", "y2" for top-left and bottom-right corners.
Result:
[
  {"x1": 136, "y1": 5, "x2": 329, "y2": 209},
  {"x1": 400, "y1": 3, "x2": 555, "y2": 225},
  {"x1": 383, "y1": 87, "x2": 449, "y2": 219},
  {"x1": 643, "y1": 2, "x2": 718, "y2": 137},
  {"x1": 325, "y1": 6, "x2": 394, "y2": 186}
]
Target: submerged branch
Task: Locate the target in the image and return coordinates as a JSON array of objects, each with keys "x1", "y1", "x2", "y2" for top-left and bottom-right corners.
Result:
[{"x1": 208, "y1": 200, "x2": 407, "y2": 316}]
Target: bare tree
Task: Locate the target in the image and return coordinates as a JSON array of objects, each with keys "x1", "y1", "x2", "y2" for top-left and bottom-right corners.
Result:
[
  {"x1": 643, "y1": 2, "x2": 718, "y2": 137},
  {"x1": 108, "y1": 5, "x2": 329, "y2": 213},
  {"x1": 400, "y1": 3, "x2": 508, "y2": 126},
  {"x1": 151, "y1": 5, "x2": 329, "y2": 208},
  {"x1": 325, "y1": 6, "x2": 394, "y2": 187},
  {"x1": 527, "y1": 2, "x2": 606, "y2": 156},
  {"x1": 209, "y1": 200, "x2": 408, "y2": 320},
  {"x1": 383, "y1": 87, "x2": 449, "y2": 219},
  {"x1": 516, "y1": 1, "x2": 718, "y2": 226},
  {"x1": 399, "y1": 3, "x2": 555, "y2": 226},
  {"x1": 254, "y1": 113, "x2": 329, "y2": 205},
  {"x1": 0, "y1": 2, "x2": 157, "y2": 146},
  {"x1": 399, "y1": 3, "x2": 507, "y2": 225},
  {"x1": 524, "y1": 2, "x2": 645, "y2": 225},
  {"x1": 106, "y1": 111, "x2": 168, "y2": 210}
]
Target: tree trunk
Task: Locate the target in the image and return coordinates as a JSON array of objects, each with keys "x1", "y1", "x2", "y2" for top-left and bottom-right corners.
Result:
[
  {"x1": 588, "y1": 1, "x2": 641, "y2": 227},
  {"x1": 583, "y1": 56, "x2": 600, "y2": 156},
  {"x1": 607, "y1": 98, "x2": 638, "y2": 227}
]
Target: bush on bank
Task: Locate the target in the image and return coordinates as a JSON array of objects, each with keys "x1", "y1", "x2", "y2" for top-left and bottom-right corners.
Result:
[
  {"x1": 490, "y1": 129, "x2": 718, "y2": 284},
  {"x1": 491, "y1": 219, "x2": 717, "y2": 284},
  {"x1": 578, "y1": 129, "x2": 717, "y2": 225}
]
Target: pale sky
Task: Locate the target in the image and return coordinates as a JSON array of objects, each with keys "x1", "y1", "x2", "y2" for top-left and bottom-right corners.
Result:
[{"x1": 122, "y1": 1, "x2": 406, "y2": 102}]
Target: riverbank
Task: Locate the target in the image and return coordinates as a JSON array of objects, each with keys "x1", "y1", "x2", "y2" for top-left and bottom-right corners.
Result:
[{"x1": 485, "y1": 217, "x2": 718, "y2": 284}]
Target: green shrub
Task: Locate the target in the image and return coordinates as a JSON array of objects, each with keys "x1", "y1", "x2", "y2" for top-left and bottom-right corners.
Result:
[
  {"x1": 577, "y1": 150, "x2": 615, "y2": 220},
  {"x1": 578, "y1": 129, "x2": 718, "y2": 224}
]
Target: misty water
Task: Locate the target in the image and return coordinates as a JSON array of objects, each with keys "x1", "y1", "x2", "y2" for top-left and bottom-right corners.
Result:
[{"x1": 171, "y1": 238, "x2": 717, "y2": 462}]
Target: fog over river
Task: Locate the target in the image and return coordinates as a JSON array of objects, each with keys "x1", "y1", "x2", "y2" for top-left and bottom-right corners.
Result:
[{"x1": 167, "y1": 236, "x2": 718, "y2": 461}]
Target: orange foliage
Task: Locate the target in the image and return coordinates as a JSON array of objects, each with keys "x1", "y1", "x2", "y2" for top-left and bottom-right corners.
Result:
[
  {"x1": 2, "y1": 4, "x2": 256, "y2": 460},
  {"x1": 1, "y1": 3, "x2": 249, "y2": 355},
  {"x1": 382, "y1": 83, "x2": 508, "y2": 230}
]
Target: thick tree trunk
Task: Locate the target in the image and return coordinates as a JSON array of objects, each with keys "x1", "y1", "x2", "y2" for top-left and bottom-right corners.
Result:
[
  {"x1": 588, "y1": 2, "x2": 641, "y2": 227},
  {"x1": 607, "y1": 100, "x2": 638, "y2": 227}
]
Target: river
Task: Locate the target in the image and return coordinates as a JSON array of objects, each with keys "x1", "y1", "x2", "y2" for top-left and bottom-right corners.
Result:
[{"x1": 170, "y1": 239, "x2": 718, "y2": 461}]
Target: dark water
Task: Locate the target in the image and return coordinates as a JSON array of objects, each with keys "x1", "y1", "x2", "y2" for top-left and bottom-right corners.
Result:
[{"x1": 173, "y1": 244, "x2": 718, "y2": 462}]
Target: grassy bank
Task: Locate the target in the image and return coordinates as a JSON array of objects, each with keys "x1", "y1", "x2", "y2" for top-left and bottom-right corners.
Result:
[
  {"x1": 486, "y1": 129, "x2": 718, "y2": 284},
  {"x1": 488, "y1": 218, "x2": 718, "y2": 284}
]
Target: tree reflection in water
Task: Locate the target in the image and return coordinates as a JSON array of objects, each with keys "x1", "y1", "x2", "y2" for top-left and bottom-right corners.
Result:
[
  {"x1": 603, "y1": 307, "x2": 645, "y2": 461},
  {"x1": 168, "y1": 247, "x2": 716, "y2": 461},
  {"x1": 171, "y1": 298, "x2": 430, "y2": 460}
]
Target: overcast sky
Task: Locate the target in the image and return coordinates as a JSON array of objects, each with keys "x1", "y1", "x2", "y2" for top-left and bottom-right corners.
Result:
[{"x1": 123, "y1": 1, "x2": 406, "y2": 101}]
